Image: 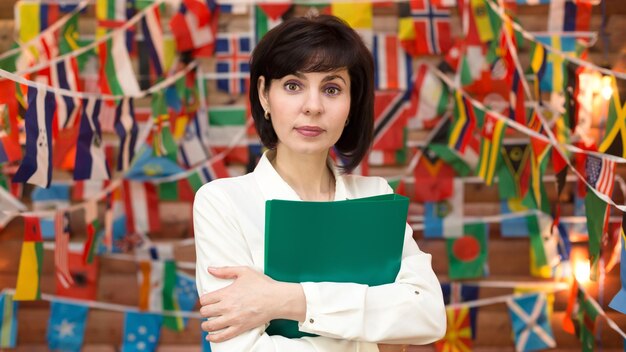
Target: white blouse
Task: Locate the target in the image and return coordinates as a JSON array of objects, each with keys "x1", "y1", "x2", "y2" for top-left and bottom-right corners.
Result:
[{"x1": 193, "y1": 152, "x2": 446, "y2": 351}]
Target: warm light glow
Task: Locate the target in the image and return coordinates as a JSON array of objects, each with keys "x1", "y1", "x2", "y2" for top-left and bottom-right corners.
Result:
[
  {"x1": 600, "y1": 75, "x2": 614, "y2": 100},
  {"x1": 574, "y1": 260, "x2": 591, "y2": 284}
]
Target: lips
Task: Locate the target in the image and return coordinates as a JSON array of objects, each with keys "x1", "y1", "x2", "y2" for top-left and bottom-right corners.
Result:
[{"x1": 294, "y1": 126, "x2": 324, "y2": 137}]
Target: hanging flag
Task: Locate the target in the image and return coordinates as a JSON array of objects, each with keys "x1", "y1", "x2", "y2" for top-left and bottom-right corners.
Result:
[
  {"x1": 31, "y1": 183, "x2": 71, "y2": 210},
  {"x1": 500, "y1": 197, "x2": 530, "y2": 238},
  {"x1": 55, "y1": 210, "x2": 74, "y2": 289},
  {"x1": 527, "y1": 213, "x2": 560, "y2": 278},
  {"x1": 564, "y1": 284, "x2": 600, "y2": 351},
  {"x1": 0, "y1": 85, "x2": 21, "y2": 163},
  {"x1": 446, "y1": 222, "x2": 489, "y2": 279},
  {"x1": 123, "y1": 180, "x2": 161, "y2": 234},
  {"x1": 13, "y1": 86, "x2": 56, "y2": 188},
  {"x1": 50, "y1": 57, "x2": 81, "y2": 129},
  {"x1": 121, "y1": 311, "x2": 163, "y2": 351},
  {"x1": 179, "y1": 115, "x2": 209, "y2": 168},
  {"x1": 529, "y1": 134, "x2": 552, "y2": 213},
  {"x1": 98, "y1": 31, "x2": 141, "y2": 97},
  {"x1": 169, "y1": 0, "x2": 217, "y2": 53},
  {"x1": 406, "y1": 64, "x2": 449, "y2": 129},
  {"x1": 609, "y1": 213, "x2": 626, "y2": 313},
  {"x1": 397, "y1": 0, "x2": 452, "y2": 56},
  {"x1": 331, "y1": 2, "x2": 373, "y2": 48},
  {"x1": 114, "y1": 98, "x2": 138, "y2": 171},
  {"x1": 424, "y1": 178, "x2": 464, "y2": 238},
  {"x1": 413, "y1": 147, "x2": 456, "y2": 202},
  {"x1": 56, "y1": 251, "x2": 99, "y2": 300},
  {"x1": 46, "y1": 301, "x2": 88, "y2": 352},
  {"x1": 470, "y1": 0, "x2": 494, "y2": 43},
  {"x1": 215, "y1": 34, "x2": 252, "y2": 95},
  {"x1": 373, "y1": 33, "x2": 413, "y2": 91},
  {"x1": 187, "y1": 159, "x2": 230, "y2": 192},
  {"x1": 141, "y1": 6, "x2": 165, "y2": 77},
  {"x1": 162, "y1": 260, "x2": 183, "y2": 331},
  {"x1": 506, "y1": 293, "x2": 556, "y2": 352},
  {"x1": 73, "y1": 180, "x2": 106, "y2": 201},
  {"x1": 207, "y1": 105, "x2": 249, "y2": 164},
  {"x1": 441, "y1": 282, "x2": 479, "y2": 339},
  {"x1": 0, "y1": 293, "x2": 17, "y2": 348},
  {"x1": 497, "y1": 143, "x2": 531, "y2": 200},
  {"x1": 548, "y1": 0, "x2": 593, "y2": 32},
  {"x1": 74, "y1": 98, "x2": 110, "y2": 181},
  {"x1": 599, "y1": 75, "x2": 626, "y2": 158},
  {"x1": 255, "y1": 4, "x2": 290, "y2": 43},
  {"x1": 14, "y1": 216, "x2": 44, "y2": 300},
  {"x1": 125, "y1": 146, "x2": 184, "y2": 181},
  {"x1": 434, "y1": 306, "x2": 473, "y2": 351},
  {"x1": 174, "y1": 272, "x2": 199, "y2": 328},
  {"x1": 477, "y1": 112, "x2": 505, "y2": 185},
  {"x1": 138, "y1": 259, "x2": 165, "y2": 311},
  {"x1": 82, "y1": 201, "x2": 101, "y2": 264},
  {"x1": 369, "y1": 91, "x2": 409, "y2": 166},
  {"x1": 448, "y1": 91, "x2": 477, "y2": 153},
  {"x1": 535, "y1": 36, "x2": 577, "y2": 93}
]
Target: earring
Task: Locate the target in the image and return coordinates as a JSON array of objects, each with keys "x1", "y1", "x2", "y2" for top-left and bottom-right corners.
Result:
[
  {"x1": 344, "y1": 118, "x2": 350, "y2": 127},
  {"x1": 264, "y1": 110, "x2": 271, "y2": 120}
]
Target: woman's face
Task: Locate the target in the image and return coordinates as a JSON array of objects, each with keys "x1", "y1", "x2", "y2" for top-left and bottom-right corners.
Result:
[{"x1": 258, "y1": 69, "x2": 351, "y2": 157}]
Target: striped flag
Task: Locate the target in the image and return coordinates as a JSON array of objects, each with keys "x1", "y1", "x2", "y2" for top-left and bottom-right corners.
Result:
[
  {"x1": 123, "y1": 180, "x2": 161, "y2": 234},
  {"x1": 477, "y1": 112, "x2": 505, "y2": 185},
  {"x1": 179, "y1": 115, "x2": 209, "y2": 168},
  {"x1": 529, "y1": 134, "x2": 552, "y2": 213},
  {"x1": 397, "y1": 0, "x2": 452, "y2": 56},
  {"x1": 141, "y1": 6, "x2": 165, "y2": 77},
  {"x1": 169, "y1": 0, "x2": 216, "y2": 53},
  {"x1": 535, "y1": 35, "x2": 577, "y2": 93},
  {"x1": 207, "y1": 105, "x2": 249, "y2": 163},
  {"x1": 138, "y1": 259, "x2": 165, "y2": 311},
  {"x1": 0, "y1": 293, "x2": 18, "y2": 348},
  {"x1": 55, "y1": 210, "x2": 74, "y2": 289},
  {"x1": 448, "y1": 91, "x2": 477, "y2": 153},
  {"x1": 82, "y1": 200, "x2": 101, "y2": 264},
  {"x1": 74, "y1": 98, "x2": 110, "y2": 181},
  {"x1": 585, "y1": 155, "x2": 615, "y2": 197},
  {"x1": 114, "y1": 98, "x2": 138, "y2": 171},
  {"x1": 373, "y1": 33, "x2": 413, "y2": 91},
  {"x1": 13, "y1": 85, "x2": 56, "y2": 188},
  {"x1": 548, "y1": 0, "x2": 592, "y2": 32},
  {"x1": 50, "y1": 57, "x2": 81, "y2": 129},
  {"x1": 14, "y1": 216, "x2": 44, "y2": 300},
  {"x1": 98, "y1": 31, "x2": 141, "y2": 97},
  {"x1": 406, "y1": 64, "x2": 448, "y2": 129},
  {"x1": 369, "y1": 91, "x2": 409, "y2": 166},
  {"x1": 162, "y1": 260, "x2": 183, "y2": 331},
  {"x1": 598, "y1": 75, "x2": 626, "y2": 158},
  {"x1": 255, "y1": 4, "x2": 290, "y2": 43},
  {"x1": 187, "y1": 159, "x2": 229, "y2": 192}
]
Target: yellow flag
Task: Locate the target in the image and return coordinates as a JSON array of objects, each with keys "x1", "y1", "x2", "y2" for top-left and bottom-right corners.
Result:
[{"x1": 331, "y1": 3, "x2": 372, "y2": 29}]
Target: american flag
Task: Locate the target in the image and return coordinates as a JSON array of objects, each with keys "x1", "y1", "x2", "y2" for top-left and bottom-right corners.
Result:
[
  {"x1": 54, "y1": 210, "x2": 74, "y2": 289},
  {"x1": 586, "y1": 155, "x2": 615, "y2": 197}
]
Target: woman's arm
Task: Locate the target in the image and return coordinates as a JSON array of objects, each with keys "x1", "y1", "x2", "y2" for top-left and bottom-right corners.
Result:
[
  {"x1": 194, "y1": 184, "x2": 380, "y2": 352},
  {"x1": 296, "y1": 223, "x2": 447, "y2": 344}
]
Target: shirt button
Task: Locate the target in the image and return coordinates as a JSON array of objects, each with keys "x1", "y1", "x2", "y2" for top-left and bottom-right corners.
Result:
[
  {"x1": 414, "y1": 290, "x2": 420, "y2": 295},
  {"x1": 309, "y1": 318, "x2": 315, "y2": 324}
]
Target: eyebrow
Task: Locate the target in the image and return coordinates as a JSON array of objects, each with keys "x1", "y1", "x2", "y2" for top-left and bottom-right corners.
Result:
[{"x1": 292, "y1": 72, "x2": 348, "y2": 85}]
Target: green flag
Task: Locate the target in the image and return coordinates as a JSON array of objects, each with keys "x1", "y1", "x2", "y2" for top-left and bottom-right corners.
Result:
[
  {"x1": 446, "y1": 222, "x2": 488, "y2": 279},
  {"x1": 584, "y1": 186, "x2": 607, "y2": 281}
]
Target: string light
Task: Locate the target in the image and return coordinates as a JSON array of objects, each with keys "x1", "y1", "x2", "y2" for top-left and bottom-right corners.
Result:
[
  {"x1": 600, "y1": 75, "x2": 614, "y2": 100},
  {"x1": 574, "y1": 259, "x2": 591, "y2": 284}
]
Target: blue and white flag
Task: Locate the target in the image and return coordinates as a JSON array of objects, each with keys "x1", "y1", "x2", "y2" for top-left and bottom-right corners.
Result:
[
  {"x1": 175, "y1": 271, "x2": 198, "y2": 328},
  {"x1": 0, "y1": 293, "x2": 18, "y2": 348},
  {"x1": 179, "y1": 116, "x2": 209, "y2": 168},
  {"x1": 47, "y1": 301, "x2": 89, "y2": 352},
  {"x1": 50, "y1": 57, "x2": 81, "y2": 129},
  {"x1": 215, "y1": 34, "x2": 252, "y2": 94},
  {"x1": 141, "y1": 6, "x2": 165, "y2": 77},
  {"x1": 506, "y1": 293, "x2": 556, "y2": 352},
  {"x1": 126, "y1": 146, "x2": 184, "y2": 181},
  {"x1": 31, "y1": 183, "x2": 71, "y2": 210},
  {"x1": 121, "y1": 311, "x2": 162, "y2": 352},
  {"x1": 13, "y1": 85, "x2": 56, "y2": 188},
  {"x1": 114, "y1": 98, "x2": 138, "y2": 171},
  {"x1": 74, "y1": 98, "x2": 110, "y2": 181}
]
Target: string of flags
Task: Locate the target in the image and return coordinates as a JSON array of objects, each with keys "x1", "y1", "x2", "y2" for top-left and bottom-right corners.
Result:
[{"x1": 1, "y1": 0, "x2": 626, "y2": 350}]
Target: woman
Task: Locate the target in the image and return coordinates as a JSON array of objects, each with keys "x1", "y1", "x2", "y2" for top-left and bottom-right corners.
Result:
[{"x1": 194, "y1": 14, "x2": 446, "y2": 351}]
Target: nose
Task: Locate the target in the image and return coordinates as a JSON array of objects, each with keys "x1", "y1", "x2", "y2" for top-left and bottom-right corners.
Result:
[{"x1": 302, "y1": 91, "x2": 324, "y2": 116}]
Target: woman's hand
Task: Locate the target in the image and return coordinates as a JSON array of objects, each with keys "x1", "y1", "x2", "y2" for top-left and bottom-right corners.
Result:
[
  {"x1": 199, "y1": 266, "x2": 306, "y2": 343},
  {"x1": 378, "y1": 344, "x2": 409, "y2": 352}
]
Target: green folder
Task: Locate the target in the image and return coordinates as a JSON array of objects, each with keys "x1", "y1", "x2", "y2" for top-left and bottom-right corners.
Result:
[{"x1": 264, "y1": 193, "x2": 410, "y2": 338}]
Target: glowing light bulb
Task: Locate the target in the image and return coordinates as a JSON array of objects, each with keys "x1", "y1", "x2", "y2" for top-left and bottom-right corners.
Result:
[
  {"x1": 600, "y1": 76, "x2": 613, "y2": 100},
  {"x1": 574, "y1": 260, "x2": 590, "y2": 284}
]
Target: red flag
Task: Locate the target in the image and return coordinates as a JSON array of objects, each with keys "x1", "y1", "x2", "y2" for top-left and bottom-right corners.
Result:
[
  {"x1": 54, "y1": 210, "x2": 74, "y2": 289},
  {"x1": 56, "y1": 252, "x2": 99, "y2": 300}
]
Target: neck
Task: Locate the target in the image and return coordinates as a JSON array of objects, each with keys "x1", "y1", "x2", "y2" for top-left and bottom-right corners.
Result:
[{"x1": 271, "y1": 147, "x2": 335, "y2": 201}]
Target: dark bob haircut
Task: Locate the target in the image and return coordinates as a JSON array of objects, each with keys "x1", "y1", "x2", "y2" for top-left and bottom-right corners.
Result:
[{"x1": 249, "y1": 14, "x2": 374, "y2": 173}]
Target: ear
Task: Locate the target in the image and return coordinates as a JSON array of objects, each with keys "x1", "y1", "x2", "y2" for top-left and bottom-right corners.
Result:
[{"x1": 258, "y1": 76, "x2": 270, "y2": 111}]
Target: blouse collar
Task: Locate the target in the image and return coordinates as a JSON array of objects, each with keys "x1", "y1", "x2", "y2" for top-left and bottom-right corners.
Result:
[{"x1": 253, "y1": 150, "x2": 348, "y2": 201}]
